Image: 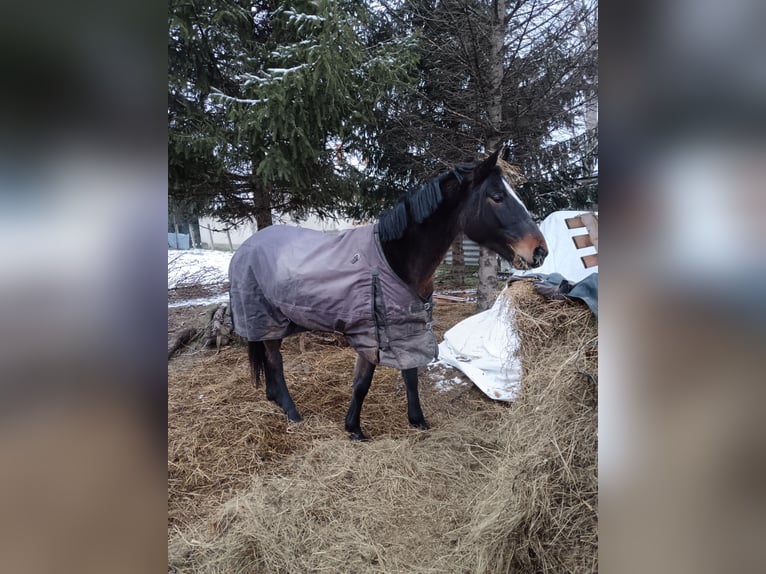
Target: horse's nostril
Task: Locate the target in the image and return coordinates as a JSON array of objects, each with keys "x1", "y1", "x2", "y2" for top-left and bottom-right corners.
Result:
[{"x1": 533, "y1": 246, "x2": 547, "y2": 267}]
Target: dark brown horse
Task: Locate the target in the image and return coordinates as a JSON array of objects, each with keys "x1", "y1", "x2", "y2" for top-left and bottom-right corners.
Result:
[{"x1": 229, "y1": 149, "x2": 547, "y2": 440}]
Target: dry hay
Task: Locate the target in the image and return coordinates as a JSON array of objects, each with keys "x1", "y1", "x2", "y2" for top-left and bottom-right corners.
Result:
[
  {"x1": 168, "y1": 283, "x2": 597, "y2": 573},
  {"x1": 168, "y1": 303, "x2": 480, "y2": 531},
  {"x1": 169, "y1": 338, "x2": 422, "y2": 531},
  {"x1": 459, "y1": 280, "x2": 598, "y2": 573}
]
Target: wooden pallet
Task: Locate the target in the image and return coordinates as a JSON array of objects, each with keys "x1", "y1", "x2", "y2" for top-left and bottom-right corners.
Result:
[{"x1": 565, "y1": 212, "x2": 599, "y2": 269}]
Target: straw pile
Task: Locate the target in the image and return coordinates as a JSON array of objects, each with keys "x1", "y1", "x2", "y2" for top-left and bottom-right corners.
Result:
[{"x1": 168, "y1": 281, "x2": 597, "y2": 573}]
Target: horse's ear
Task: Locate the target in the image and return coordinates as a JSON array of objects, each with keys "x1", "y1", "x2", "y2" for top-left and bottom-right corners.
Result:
[{"x1": 474, "y1": 147, "x2": 502, "y2": 184}]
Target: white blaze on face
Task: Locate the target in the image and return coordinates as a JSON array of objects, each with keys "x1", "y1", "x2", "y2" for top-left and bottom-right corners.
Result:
[{"x1": 502, "y1": 179, "x2": 530, "y2": 215}]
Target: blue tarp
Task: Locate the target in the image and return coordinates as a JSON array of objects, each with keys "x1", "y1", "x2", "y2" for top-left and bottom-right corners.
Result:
[
  {"x1": 510, "y1": 272, "x2": 598, "y2": 318},
  {"x1": 168, "y1": 232, "x2": 190, "y2": 250}
]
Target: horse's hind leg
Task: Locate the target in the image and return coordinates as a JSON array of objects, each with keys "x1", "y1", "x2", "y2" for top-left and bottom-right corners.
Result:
[
  {"x1": 248, "y1": 339, "x2": 302, "y2": 422},
  {"x1": 402, "y1": 367, "x2": 429, "y2": 430},
  {"x1": 344, "y1": 354, "x2": 376, "y2": 441},
  {"x1": 247, "y1": 341, "x2": 265, "y2": 387},
  {"x1": 263, "y1": 339, "x2": 302, "y2": 422}
]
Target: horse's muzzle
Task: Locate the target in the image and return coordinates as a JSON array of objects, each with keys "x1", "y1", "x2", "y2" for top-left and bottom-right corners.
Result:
[{"x1": 509, "y1": 237, "x2": 548, "y2": 269}]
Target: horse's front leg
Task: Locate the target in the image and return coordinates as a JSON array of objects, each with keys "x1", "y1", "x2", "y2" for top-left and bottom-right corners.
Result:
[
  {"x1": 344, "y1": 354, "x2": 376, "y2": 441},
  {"x1": 402, "y1": 367, "x2": 429, "y2": 430}
]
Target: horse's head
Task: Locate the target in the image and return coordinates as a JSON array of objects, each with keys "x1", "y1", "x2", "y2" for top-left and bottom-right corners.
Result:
[{"x1": 462, "y1": 149, "x2": 548, "y2": 270}]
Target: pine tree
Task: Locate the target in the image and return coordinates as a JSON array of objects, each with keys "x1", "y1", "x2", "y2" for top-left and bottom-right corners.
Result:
[
  {"x1": 168, "y1": 0, "x2": 265, "y2": 226},
  {"x1": 169, "y1": 0, "x2": 418, "y2": 229},
  {"x1": 366, "y1": 0, "x2": 597, "y2": 309}
]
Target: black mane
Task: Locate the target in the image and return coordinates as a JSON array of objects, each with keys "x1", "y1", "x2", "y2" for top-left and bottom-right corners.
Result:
[{"x1": 377, "y1": 165, "x2": 473, "y2": 241}]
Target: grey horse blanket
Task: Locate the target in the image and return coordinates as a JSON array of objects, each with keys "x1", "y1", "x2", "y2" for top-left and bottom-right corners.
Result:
[{"x1": 229, "y1": 224, "x2": 437, "y2": 370}]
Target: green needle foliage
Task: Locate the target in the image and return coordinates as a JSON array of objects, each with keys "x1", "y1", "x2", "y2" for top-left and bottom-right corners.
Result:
[{"x1": 169, "y1": 0, "x2": 418, "y2": 226}]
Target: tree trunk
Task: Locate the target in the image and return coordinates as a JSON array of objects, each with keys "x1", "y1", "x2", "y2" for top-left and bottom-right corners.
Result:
[
  {"x1": 173, "y1": 212, "x2": 181, "y2": 250},
  {"x1": 476, "y1": 0, "x2": 507, "y2": 311},
  {"x1": 253, "y1": 183, "x2": 272, "y2": 230},
  {"x1": 451, "y1": 232, "x2": 465, "y2": 285},
  {"x1": 570, "y1": 0, "x2": 598, "y2": 177},
  {"x1": 477, "y1": 246, "x2": 498, "y2": 310},
  {"x1": 188, "y1": 219, "x2": 202, "y2": 249}
]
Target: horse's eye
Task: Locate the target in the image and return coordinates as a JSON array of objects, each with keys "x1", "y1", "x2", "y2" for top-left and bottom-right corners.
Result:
[{"x1": 489, "y1": 193, "x2": 504, "y2": 203}]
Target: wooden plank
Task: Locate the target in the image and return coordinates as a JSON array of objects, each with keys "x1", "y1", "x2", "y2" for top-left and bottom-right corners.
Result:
[
  {"x1": 572, "y1": 234, "x2": 594, "y2": 249},
  {"x1": 434, "y1": 293, "x2": 470, "y2": 303},
  {"x1": 565, "y1": 216, "x2": 585, "y2": 229},
  {"x1": 581, "y1": 254, "x2": 598, "y2": 268}
]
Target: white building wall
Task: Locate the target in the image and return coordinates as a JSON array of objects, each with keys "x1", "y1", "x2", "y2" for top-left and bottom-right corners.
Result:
[{"x1": 198, "y1": 214, "x2": 362, "y2": 250}]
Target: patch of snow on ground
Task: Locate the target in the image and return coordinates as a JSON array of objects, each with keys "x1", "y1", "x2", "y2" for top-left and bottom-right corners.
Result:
[
  {"x1": 168, "y1": 249, "x2": 233, "y2": 289},
  {"x1": 168, "y1": 292, "x2": 230, "y2": 309},
  {"x1": 427, "y1": 358, "x2": 457, "y2": 370},
  {"x1": 433, "y1": 376, "x2": 467, "y2": 392},
  {"x1": 426, "y1": 359, "x2": 470, "y2": 392}
]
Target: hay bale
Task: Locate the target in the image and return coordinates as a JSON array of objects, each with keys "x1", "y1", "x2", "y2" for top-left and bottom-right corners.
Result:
[
  {"x1": 168, "y1": 281, "x2": 597, "y2": 573},
  {"x1": 456, "y1": 280, "x2": 598, "y2": 573}
]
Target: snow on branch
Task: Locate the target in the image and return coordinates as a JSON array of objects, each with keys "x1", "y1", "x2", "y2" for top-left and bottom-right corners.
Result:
[
  {"x1": 210, "y1": 89, "x2": 265, "y2": 105},
  {"x1": 227, "y1": 61, "x2": 312, "y2": 93},
  {"x1": 270, "y1": 39, "x2": 318, "y2": 59},
  {"x1": 282, "y1": 10, "x2": 325, "y2": 23},
  {"x1": 268, "y1": 64, "x2": 309, "y2": 75}
]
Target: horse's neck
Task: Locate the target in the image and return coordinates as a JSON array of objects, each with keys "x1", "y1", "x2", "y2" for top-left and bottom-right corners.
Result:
[{"x1": 381, "y1": 199, "x2": 466, "y2": 300}]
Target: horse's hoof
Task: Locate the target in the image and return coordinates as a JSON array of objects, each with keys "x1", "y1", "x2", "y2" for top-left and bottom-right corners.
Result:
[
  {"x1": 349, "y1": 430, "x2": 368, "y2": 442},
  {"x1": 287, "y1": 411, "x2": 303, "y2": 423},
  {"x1": 410, "y1": 419, "x2": 430, "y2": 431}
]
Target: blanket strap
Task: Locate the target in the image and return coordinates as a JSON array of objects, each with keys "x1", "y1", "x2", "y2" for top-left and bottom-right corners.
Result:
[
  {"x1": 371, "y1": 267, "x2": 392, "y2": 351},
  {"x1": 410, "y1": 295, "x2": 435, "y2": 331},
  {"x1": 333, "y1": 319, "x2": 347, "y2": 334},
  {"x1": 371, "y1": 268, "x2": 381, "y2": 350}
]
